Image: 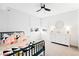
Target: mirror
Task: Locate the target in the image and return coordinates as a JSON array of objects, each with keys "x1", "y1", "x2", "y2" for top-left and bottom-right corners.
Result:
[{"x1": 55, "y1": 20, "x2": 64, "y2": 29}]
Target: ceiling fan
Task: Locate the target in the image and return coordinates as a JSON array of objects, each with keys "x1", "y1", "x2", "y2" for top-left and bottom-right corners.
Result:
[{"x1": 36, "y1": 3, "x2": 51, "y2": 12}]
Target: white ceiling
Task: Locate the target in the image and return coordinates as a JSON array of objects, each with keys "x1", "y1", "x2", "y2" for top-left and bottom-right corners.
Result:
[{"x1": 0, "y1": 3, "x2": 79, "y2": 18}]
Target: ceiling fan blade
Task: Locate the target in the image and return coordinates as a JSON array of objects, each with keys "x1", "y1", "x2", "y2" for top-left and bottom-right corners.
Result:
[
  {"x1": 44, "y1": 8, "x2": 51, "y2": 11},
  {"x1": 36, "y1": 8, "x2": 42, "y2": 12}
]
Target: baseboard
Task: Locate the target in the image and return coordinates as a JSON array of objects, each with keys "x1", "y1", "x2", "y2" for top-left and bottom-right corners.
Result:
[
  {"x1": 70, "y1": 45, "x2": 78, "y2": 48},
  {"x1": 51, "y1": 42, "x2": 69, "y2": 47}
]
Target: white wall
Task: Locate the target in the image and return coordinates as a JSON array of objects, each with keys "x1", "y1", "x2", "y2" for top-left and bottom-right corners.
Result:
[
  {"x1": 29, "y1": 16, "x2": 41, "y2": 42},
  {"x1": 42, "y1": 10, "x2": 78, "y2": 46},
  {"x1": 0, "y1": 6, "x2": 78, "y2": 46},
  {"x1": 0, "y1": 8, "x2": 32, "y2": 36},
  {"x1": 7, "y1": 9, "x2": 30, "y2": 36},
  {"x1": 0, "y1": 8, "x2": 41, "y2": 42},
  {"x1": 0, "y1": 9, "x2": 9, "y2": 31},
  {"x1": 77, "y1": 10, "x2": 79, "y2": 48}
]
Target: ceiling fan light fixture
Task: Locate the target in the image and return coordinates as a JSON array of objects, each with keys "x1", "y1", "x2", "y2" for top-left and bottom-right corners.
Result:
[{"x1": 36, "y1": 3, "x2": 51, "y2": 12}]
